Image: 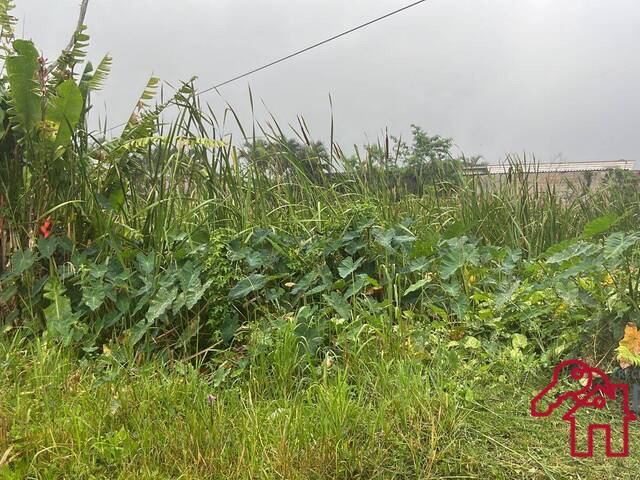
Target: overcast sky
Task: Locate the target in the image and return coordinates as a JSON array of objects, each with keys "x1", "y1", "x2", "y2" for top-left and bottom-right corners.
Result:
[{"x1": 15, "y1": 0, "x2": 640, "y2": 164}]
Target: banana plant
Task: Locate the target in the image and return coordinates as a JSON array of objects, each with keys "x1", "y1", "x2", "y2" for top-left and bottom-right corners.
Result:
[{"x1": 0, "y1": 0, "x2": 110, "y2": 271}]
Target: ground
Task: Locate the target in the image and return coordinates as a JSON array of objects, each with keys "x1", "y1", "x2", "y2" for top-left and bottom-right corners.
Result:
[{"x1": 1, "y1": 337, "x2": 639, "y2": 479}]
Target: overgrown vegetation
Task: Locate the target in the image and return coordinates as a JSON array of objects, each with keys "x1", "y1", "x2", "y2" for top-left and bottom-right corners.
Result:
[{"x1": 2, "y1": 3, "x2": 640, "y2": 477}]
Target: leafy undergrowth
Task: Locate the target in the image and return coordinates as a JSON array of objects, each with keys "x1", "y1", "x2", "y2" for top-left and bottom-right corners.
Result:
[{"x1": 1, "y1": 333, "x2": 640, "y2": 479}]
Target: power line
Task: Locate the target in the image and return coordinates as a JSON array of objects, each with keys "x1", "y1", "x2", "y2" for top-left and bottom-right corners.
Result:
[
  {"x1": 199, "y1": 0, "x2": 427, "y2": 93},
  {"x1": 105, "y1": 0, "x2": 427, "y2": 133}
]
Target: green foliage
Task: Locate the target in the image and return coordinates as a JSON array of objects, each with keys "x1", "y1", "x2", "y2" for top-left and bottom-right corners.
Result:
[
  {"x1": 46, "y1": 79, "x2": 83, "y2": 148},
  {"x1": 5, "y1": 39, "x2": 40, "y2": 137}
]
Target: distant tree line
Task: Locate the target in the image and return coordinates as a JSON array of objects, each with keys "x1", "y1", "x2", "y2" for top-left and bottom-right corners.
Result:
[{"x1": 241, "y1": 125, "x2": 484, "y2": 196}]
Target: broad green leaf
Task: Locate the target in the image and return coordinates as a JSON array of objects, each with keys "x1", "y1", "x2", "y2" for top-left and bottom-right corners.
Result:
[
  {"x1": 540, "y1": 238, "x2": 577, "y2": 260},
  {"x1": 546, "y1": 241, "x2": 600, "y2": 265},
  {"x1": 228, "y1": 274, "x2": 267, "y2": 300},
  {"x1": 6, "y1": 39, "x2": 40, "y2": 136},
  {"x1": 439, "y1": 240, "x2": 478, "y2": 279},
  {"x1": 46, "y1": 79, "x2": 83, "y2": 147},
  {"x1": 37, "y1": 236, "x2": 58, "y2": 258},
  {"x1": 512, "y1": 333, "x2": 528, "y2": 349},
  {"x1": 604, "y1": 232, "x2": 640, "y2": 261},
  {"x1": 129, "y1": 319, "x2": 151, "y2": 346},
  {"x1": 403, "y1": 277, "x2": 430, "y2": 296},
  {"x1": 0, "y1": 285, "x2": 17, "y2": 305},
  {"x1": 221, "y1": 314, "x2": 239, "y2": 344},
  {"x1": 338, "y1": 256, "x2": 363, "y2": 278},
  {"x1": 82, "y1": 283, "x2": 107, "y2": 312},
  {"x1": 7, "y1": 250, "x2": 36, "y2": 277},
  {"x1": 43, "y1": 279, "x2": 77, "y2": 346},
  {"x1": 582, "y1": 213, "x2": 619, "y2": 238},
  {"x1": 345, "y1": 274, "x2": 372, "y2": 299},
  {"x1": 146, "y1": 286, "x2": 178, "y2": 322},
  {"x1": 323, "y1": 291, "x2": 351, "y2": 320},
  {"x1": 135, "y1": 252, "x2": 156, "y2": 275}
]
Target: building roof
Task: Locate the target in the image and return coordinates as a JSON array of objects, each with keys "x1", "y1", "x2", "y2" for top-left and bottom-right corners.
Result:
[{"x1": 464, "y1": 160, "x2": 636, "y2": 175}]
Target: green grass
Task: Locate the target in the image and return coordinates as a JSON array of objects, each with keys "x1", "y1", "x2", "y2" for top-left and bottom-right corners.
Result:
[{"x1": 2, "y1": 334, "x2": 640, "y2": 479}]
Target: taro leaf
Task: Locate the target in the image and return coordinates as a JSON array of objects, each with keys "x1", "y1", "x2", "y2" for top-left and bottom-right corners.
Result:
[
  {"x1": 43, "y1": 279, "x2": 78, "y2": 346},
  {"x1": 403, "y1": 278, "x2": 430, "y2": 296},
  {"x1": 344, "y1": 238, "x2": 367, "y2": 256},
  {"x1": 135, "y1": 252, "x2": 156, "y2": 275},
  {"x1": 541, "y1": 238, "x2": 577, "y2": 260},
  {"x1": 129, "y1": 319, "x2": 152, "y2": 346},
  {"x1": 211, "y1": 364, "x2": 230, "y2": 388},
  {"x1": 37, "y1": 236, "x2": 58, "y2": 259},
  {"x1": 546, "y1": 241, "x2": 600, "y2": 265},
  {"x1": 221, "y1": 314, "x2": 239, "y2": 344},
  {"x1": 83, "y1": 283, "x2": 107, "y2": 311},
  {"x1": 604, "y1": 232, "x2": 640, "y2": 261},
  {"x1": 295, "y1": 320, "x2": 324, "y2": 356},
  {"x1": 374, "y1": 228, "x2": 396, "y2": 253},
  {"x1": 89, "y1": 262, "x2": 109, "y2": 279},
  {"x1": 175, "y1": 262, "x2": 213, "y2": 310},
  {"x1": 439, "y1": 247, "x2": 464, "y2": 279},
  {"x1": 345, "y1": 274, "x2": 372, "y2": 299},
  {"x1": 393, "y1": 234, "x2": 417, "y2": 251},
  {"x1": 145, "y1": 286, "x2": 178, "y2": 323},
  {"x1": 98, "y1": 310, "x2": 124, "y2": 331},
  {"x1": 338, "y1": 256, "x2": 363, "y2": 278},
  {"x1": 582, "y1": 213, "x2": 619, "y2": 239},
  {"x1": 228, "y1": 274, "x2": 268, "y2": 300},
  {"x1": 404, "y1": 257, "x2": 431, "y2": 274},
  {"x1": 451, "y1": 294, "x2": 469, "y2": 321},
  {"x1": 46, "y1": 79, "x2": 83, "y2": 148},
  {"x1": 291, "y1": 271, "x2": 319, "y2": 295},
  {"x1": 438, "y1": 237, "x2": 480, "y2": 280},
  {"x1": 8, "y1": 250, "x2": 37, "y2": 277},
  {"x1": 0, "y1": 285, "x2": 18, "y2": 305},
  {"x1": 323, "y1": 291, "x2": 351, "y2": 321},
  {"x1": 494, "y1": 280, "x2": 520, "y2": 309}
]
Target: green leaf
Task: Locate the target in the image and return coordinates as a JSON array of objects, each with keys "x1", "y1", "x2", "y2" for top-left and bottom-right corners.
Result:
[
  {"x1": 403, "y1": 277, "x2": 430, "y2": 296},
  {"x1": 6, "y1": 39, "x2": 40, "y2": 137},
  {"x1": 604, "y1": 232, "x2": 640, "y2": 261},
  {"x1": 546, "y1": 241, "x2": 600, "y2": 264},
  {"x1": 146, "y1": 286, "x2": 178, "y2": 322},
  {"x1": 221, "y1": 314, "x2": 239, "y2": 344},
  {"x1": 338, "y1": 256, "x2": 363, "y2": 278},
  {"x1": 511, "y1": 333, "x2": 528, "y2": 349},
  {"x1": 540, "y1": 238, "x2": 577, "y2": 260},
  {"x1": 37, "y1": 236, "x2": 58, "y2": 259},
  {"x1": 345, "y1": 274, "x2": 372, "y2": 299},
  {"x1": 82, "y1": 283, "x2": 107, "y2": 312},
  {"x1": 7, "y1": 250, "x2": 36, "y2": 277},
  {"x1": 438, "y1": 238, "x2": 478, "y2": 279},
  {"x1": 135, "y1": 252, "x2": 156, "y2": 275},
  {"x1": 228, "y1": 274, "x2": 267, "y2": 300},
  {"x1": 129, "y1": 318, "x2": 151, "y2": 346},
  {"x1": 46, "y1": 79, "x2": 83, "y2": 147},
  {"x1": 323, "y1": 291, "x2": 351, "y2": 320},
  {"x1": 43, "y1": 279, "x2": 78, "y2": 346},
  {"x1": 582, "y1": 213, "x2": 619, "y2": 238},
  {"x1": 87, "y1": 54, "x2": 112, "y2": 92},
  {"x1": 0, "y1": 285, "x2": 17, "y2": 305}
]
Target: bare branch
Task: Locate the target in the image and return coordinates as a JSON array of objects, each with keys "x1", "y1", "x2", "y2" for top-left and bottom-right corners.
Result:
[{"x1": 63, "y1": 0, "x2": 89, "y2": 54}]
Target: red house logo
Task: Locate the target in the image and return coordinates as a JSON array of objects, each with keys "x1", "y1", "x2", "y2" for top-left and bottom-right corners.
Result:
[{"x1": 531, "y1": 359, "x2": 636, "y2": 457}]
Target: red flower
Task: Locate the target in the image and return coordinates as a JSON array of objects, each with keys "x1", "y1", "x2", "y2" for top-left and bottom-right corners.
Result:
[{"x1": 39, "y1": 217, "x2": 52, "y2": 239}]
